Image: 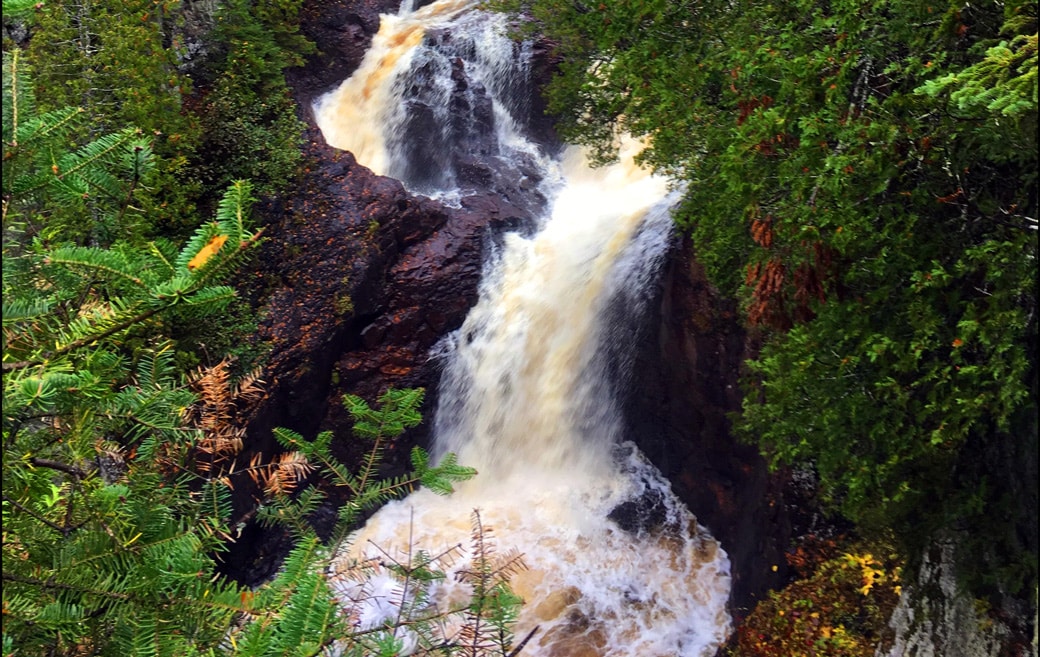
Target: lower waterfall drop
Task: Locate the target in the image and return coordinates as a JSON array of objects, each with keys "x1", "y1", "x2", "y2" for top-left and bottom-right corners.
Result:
[{"x1": 315, "y1": 2, "x2": 733, "y2": 655}]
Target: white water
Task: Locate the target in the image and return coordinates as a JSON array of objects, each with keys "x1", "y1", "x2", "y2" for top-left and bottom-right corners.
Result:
[{"x1": 315, "y1": 2, "x2": 732, "y2": 655}]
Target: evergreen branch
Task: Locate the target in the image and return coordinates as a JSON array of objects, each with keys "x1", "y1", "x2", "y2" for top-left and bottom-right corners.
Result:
[
  {"x1": 393, "y1": 510, "x2": 417, "y2": 635},
  {"x1": 15, "y1": 107, "x2": 84, "y2": 150},
  {"x1": 29, "y1": 457, "x2": 89, "y2": 479},
  {"x1": 2, "y1": 494, "x2": 68, "y2": 535},
  {"x1": 215, "y1": 180, "x2": 254, "y2": 240},
  {"x1": 145, "y1": 241, "x2": 177, "y2": 277},
  {"x1": 5, "y1": 48, "x2": 21, "y2": 147},
  {"x1": 2, "y1": 572, "x2": 131, "y2": 602},
  {"x1": 63, "y1": 530, "x2": 197, "y2": 572},
  {"x1": 2, "y1": 298, "x2": 53, "y2": 323},
  {"x1": 53, "y1": 129, "x2": 139, "y2": 185},
  {"x1": 508, "y1": 626, "x2": 540, "y2": 657},
  {"x1": 203, "y1": 228, "x2": 265, "y2": 285},
  {"x1": 2, "y1": 571, "x2": 249, "y2": 617},
  {"x1": 112, "y1": 143, "x2": 146, "y2": 229},
  {"x1": 2, "y1": 303, "x2": 161, "y2": 372},
  {"x1": 45, "y1": 246, "x2": 146, "y2": 287}
]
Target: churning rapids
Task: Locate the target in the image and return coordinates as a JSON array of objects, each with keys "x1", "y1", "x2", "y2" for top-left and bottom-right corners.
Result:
[{"x1": 313, "y1": 1, "x2": 732, "y2": 654}]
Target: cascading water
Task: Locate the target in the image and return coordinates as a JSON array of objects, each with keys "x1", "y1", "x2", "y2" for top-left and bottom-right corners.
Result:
[{"x1": 314, "y1": 2, "x2": 732, "y2": 654}]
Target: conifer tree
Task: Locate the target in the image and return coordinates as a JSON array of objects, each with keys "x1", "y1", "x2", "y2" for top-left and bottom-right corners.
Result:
[
  {"x1": 495, "y1": 0, "x2": 1037, "y2": 598},
  {"x1": 3, "y1": 47, "x2": 262, "y2": 656}
]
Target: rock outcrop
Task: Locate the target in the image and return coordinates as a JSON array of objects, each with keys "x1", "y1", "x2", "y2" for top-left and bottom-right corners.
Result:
[
  {"x1": 878, "y1": 539, "x2": 1037, "y2": 657},
  {"x1": 621, "y1": 236, "x2": 793, "y2": 618}
]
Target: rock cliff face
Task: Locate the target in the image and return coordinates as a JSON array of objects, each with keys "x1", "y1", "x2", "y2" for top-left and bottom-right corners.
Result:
[
  {"x1": 621, "y1": 237, "x2": 793, "y2": 617},
  {"x1": 877, "y1": 539, "x2": 1037, "y2": 657},
  {"x1": 232, "y1": 0, "x2": 796, "y2": 615}
]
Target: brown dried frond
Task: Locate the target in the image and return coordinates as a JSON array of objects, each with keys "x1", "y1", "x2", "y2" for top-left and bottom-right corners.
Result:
[
  {"x1": 245, "y1": 452, "x2": 267, "y2": 489},
  {"x1": 431, "y1": 542, "x2": 466, "y2": 571},
  {"x1": 748, "y1": 258, "x2": 791, "y2": 329},
  {"x1": 745, "y1": 262, "x2": 761, "y2": 286},
  {"x1": 470, "y1": 509, "x2": 494, "y2": 553},
  {"x1": 254, "y1": 451, "x2": 313, "y2": 496},
  {"x1": 188, "y1": 360, "x2": 266, "y2": 476},
  {"x1": 485, "y1": 547, "x2": 528, "y2": 583},
  {"x1": 191, "y1": 359, "x2": 232, "y2": 420},
  {"x1": 332, "y1": 556, "x2": 385, "y2": 583},
  {"x1": 455, "y1": 624, "x2": 497, "y2": 653},
  {"x1": 233, "y1": 367, "x2": 266, "y2": 407},
  {"x1": 750, "y1": 215, "x2": 775, "y2": 247}
]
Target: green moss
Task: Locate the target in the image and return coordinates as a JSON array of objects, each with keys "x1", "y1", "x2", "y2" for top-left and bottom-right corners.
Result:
[{"x1": 333, "y1": 294, "x2": 354, "y2": 317}]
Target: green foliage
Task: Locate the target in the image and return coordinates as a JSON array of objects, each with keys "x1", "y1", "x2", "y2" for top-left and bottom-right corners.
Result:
[
  {"x1": 3, "y1": 51, "x2": 263, "y2": 651},
  {"x1": 501, "y1": 0, "x2": 1037, "y2": 597},
  {"x1": 18, "y1": 0, "x2": 313, "y2": 229},
  {"x1": 261, "y1": 389, "x2": 476, "y2": 543},
  {"x1": 21, "y1": 0, "x2": 204, "y2": 236},
  {"x1": 1, "y1": 0, "x2": 35, "y2": 17},
  {"x1": 3, "y1": 49, "x2": 154, "y2": 245},
  {"x1": 24, "y1": 0, "x2": 191, "y2": 135},
  {"x1": 2, "y1": 340, "x2": 248, "y2": 657},
  {"x1": 919, "y1": 32, "x2": 1037, "y2": 118},
  {"x1": 192, "y1": 0, "x2": 309, "y2": 198}
]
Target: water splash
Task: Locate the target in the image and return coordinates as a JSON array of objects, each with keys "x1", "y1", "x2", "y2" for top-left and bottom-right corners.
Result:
[{"x1": 314, "y1": 2, "x2": 732, "y2": 654}]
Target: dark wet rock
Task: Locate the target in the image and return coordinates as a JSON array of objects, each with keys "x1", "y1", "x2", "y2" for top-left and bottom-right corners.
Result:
[
  {"x1": 620, "y1": 235, "x2": 794, "y2": 619},
  {"x1": 608, "y1": 486, "x2": 669, "y2": 536},
  {"x1": 227, "y1": 116, "x2": 535, "y2": 582}
]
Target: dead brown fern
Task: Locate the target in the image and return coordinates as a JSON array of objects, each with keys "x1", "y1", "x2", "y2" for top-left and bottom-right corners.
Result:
[
  {"x1": 248, "y1": 451, "x2": 313, "y2": 497},
  {"x1": 185, "y1": 359, "x2": 315, "y2": 497}
]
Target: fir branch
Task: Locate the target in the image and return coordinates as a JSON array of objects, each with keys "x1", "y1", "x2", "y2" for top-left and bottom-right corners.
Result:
[
  {"x1": 508, "y1": 627, "x2": 540, "y2": 657},
  {"x1": 2, "y1": 572, "x2": 131, "y2": 602},
  {"x1": 3, "y1": 303, "x2": 160, "y2": 372},
  {"x1": 29, "y1": 457, "x2": 89, "y2": 479},
  {"x1": 3, "y1": 48, "x2": 23, "y2": 146},
  {"x1": 2, "y1": 494, "x2": 69, "y2": 535}
]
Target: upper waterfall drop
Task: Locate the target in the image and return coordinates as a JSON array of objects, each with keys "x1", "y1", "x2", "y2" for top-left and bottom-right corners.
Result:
[
  {"x1": 313, "y1": 0, "x2": 545, "y2": 198},
  {"x1": 315, "y1": 2, "x2": 733, "y2": 655}
]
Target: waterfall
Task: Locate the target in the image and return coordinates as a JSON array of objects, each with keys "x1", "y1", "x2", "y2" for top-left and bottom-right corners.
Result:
[{"x1": 314, "y1": 2, "x2": 732, "y2": 655}]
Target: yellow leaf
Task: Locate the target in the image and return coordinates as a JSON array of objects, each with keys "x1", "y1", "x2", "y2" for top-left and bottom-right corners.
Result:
[{"x1": 187, "y1": 235, "x2": 228, "y2": 270}]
